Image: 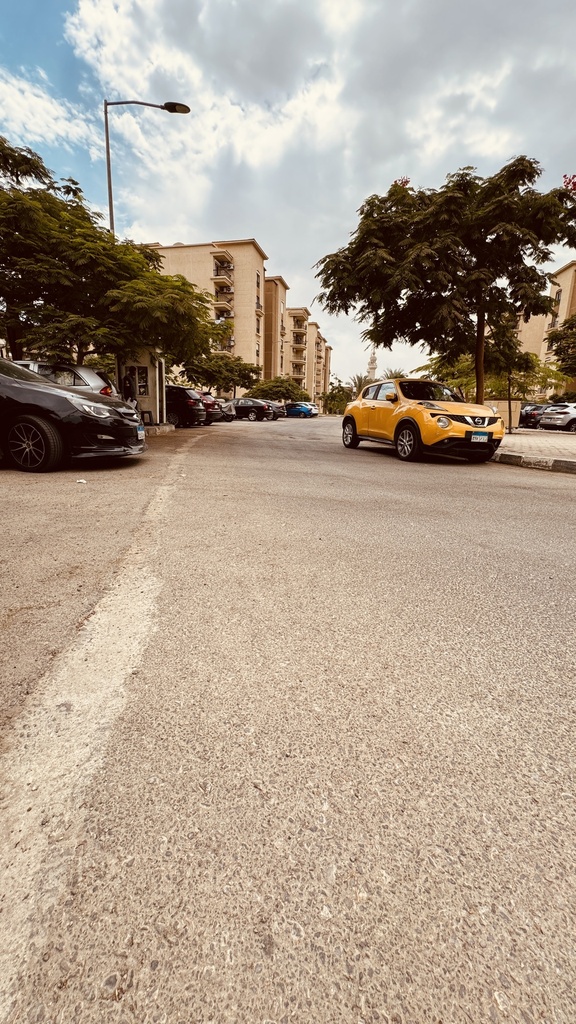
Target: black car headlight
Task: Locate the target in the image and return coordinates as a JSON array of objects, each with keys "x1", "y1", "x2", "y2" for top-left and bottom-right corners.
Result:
[{"x1": 66, "y1": 396, "x2": 113, "y2": 419}]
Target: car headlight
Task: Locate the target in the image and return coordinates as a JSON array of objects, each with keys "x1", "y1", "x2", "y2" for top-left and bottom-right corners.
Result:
[
  {"x1": 436, "y1": 416, "x2": 451, "y2": 428},
  {"x1": 67, "y1": 396, "x2": 113, "y2": 419}
]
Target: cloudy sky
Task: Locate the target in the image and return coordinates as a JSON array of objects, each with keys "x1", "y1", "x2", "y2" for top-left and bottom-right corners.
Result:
[{"x1": 2, "y1": 0, "x2": 576, "y2": 381}]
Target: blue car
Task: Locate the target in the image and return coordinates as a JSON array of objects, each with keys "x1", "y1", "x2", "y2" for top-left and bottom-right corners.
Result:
[{"x1": 285, "y1": 402, "x2": 318, "y2": 418}]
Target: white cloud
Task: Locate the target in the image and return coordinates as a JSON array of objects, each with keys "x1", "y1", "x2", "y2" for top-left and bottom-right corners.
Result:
[{"x1": 0, "y1": 67, "x2": 98, "y2": 155}]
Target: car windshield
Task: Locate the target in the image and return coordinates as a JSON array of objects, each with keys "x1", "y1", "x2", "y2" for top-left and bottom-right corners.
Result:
[
  {"x1": 398, "y1": 380, "x2": 464, "y2": 403},
  {"x1": 0, "y1": 359, "x2": 47, "y2": 382}
]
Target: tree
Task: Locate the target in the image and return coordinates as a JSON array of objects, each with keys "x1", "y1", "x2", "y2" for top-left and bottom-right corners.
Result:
[
  {"x1": 546, "y1": 314, "x2": 576, "y2": 378},
  {"x1": 0, "y1": 136, "x2": 216, "y2": 367},
  {"x1": 246, "y1": 376, "x2": 309, "y2": 401},
  {"x1": 315, "y1": 157, "x2": 576, "y2": 403},
  {"x1": 347, "y1": 373, "x2": 373, "y2": 396},
  {"x1": 319, "y1": 376, "x2": 353, "y2": 415},
  {"x1": 184, "y1": 351, "x2": 262, "y2": 393}
]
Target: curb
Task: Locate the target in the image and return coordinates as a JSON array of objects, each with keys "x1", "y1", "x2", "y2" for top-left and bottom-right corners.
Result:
[
  {"x1": 144, "y1": 424, "x2": 175, "y2": 437},
  {"x1": 493, "y1": 451, "x2": 576, "y2": 474}
]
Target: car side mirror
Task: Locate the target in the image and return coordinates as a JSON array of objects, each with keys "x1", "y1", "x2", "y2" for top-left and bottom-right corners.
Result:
[{"x1": 387, "y1": 392, "x2": 398, "y2": 402}]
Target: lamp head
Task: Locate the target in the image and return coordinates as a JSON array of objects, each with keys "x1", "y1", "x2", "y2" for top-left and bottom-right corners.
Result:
[{"x1": 162, "y1": 102, "x2": 190, "y2": 114}]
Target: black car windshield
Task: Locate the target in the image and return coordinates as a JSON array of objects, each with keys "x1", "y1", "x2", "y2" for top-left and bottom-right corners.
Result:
[
  {"x1": 0, "y1": 358, "x2": 46, "y2": 382},
  {"x1": 399, "y1": 380, "x2": 463, "y2": 403}
]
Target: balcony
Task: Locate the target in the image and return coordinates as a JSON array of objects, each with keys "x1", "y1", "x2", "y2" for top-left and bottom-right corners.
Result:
[
  {"x1": 255, "y1": 299, "x2": 264, "y2": 317},
  {"x1": 212, "y1": 262, "x2": 234, "y2": 287},
  {"x1": 292, "y1": 334, "x2": 306, "y2": 347},
  {"x1": 214, "y1": 288, "x2": 234, "y2": 313}
]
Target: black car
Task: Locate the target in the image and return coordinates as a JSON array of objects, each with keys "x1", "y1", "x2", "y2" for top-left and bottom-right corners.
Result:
[
  {"x1": 165, "y1": 385, "x2": 207, "y2": 427},
  {"x1": 258, "y1": 399, "x2": 286, "y2": 419},
  {"x1": 519, "y1": 403, "x2": 547, "y2": 428},
  {"x1": 0, "y1": 358, "x2": 145, "y2": 472},
  {"x1": 231, "y1": 398, "x2": 273, "y2": 421}
]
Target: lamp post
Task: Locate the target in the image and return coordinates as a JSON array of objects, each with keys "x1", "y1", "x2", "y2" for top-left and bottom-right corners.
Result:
[{"x1": 104, "y1": 99, "x2": 190, "y2": 235}]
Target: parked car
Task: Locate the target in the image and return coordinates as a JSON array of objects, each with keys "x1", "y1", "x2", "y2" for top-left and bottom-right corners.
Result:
[
  {"x1": 285, "y1": 402, "x2": 317, "y2": 418},
  {"x1": 14, "y1": 360, "x2": 118, "y2": 397},
  {"x1": 230, "y1": 398, "x2": 273, "y2": 421},
  {"x1": 165, "y1": 385, "x2": 207, "y2": 427},
  {"x1": 260, "y1": 399, "x2": 286, "y2": 419},
  {"x1": 219, "y1": 399, "x2": 236, "y2": 422},
  {"x1": 520, "y1": 404, "x2": 548, "y2": 428},
  {"x1": 342, "y1": 378, "x2": 505, "y2": 462},
  {"x1": 199, "y1": 392, "x2": 224, "y2": 424},
  {"x1": 0, "y1": 358, "x2": 145, "y2": 472},
  {"x1": 538, "y1": 402, "x2": 576, "y2": 432}
]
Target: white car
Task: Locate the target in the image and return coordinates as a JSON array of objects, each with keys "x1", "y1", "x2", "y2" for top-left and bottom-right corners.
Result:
[{"x1": 538, "y1": 403, "x2": 576, "y2": 432}]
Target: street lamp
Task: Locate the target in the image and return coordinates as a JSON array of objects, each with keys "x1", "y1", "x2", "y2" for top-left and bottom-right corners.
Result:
[{"x1": 104, "y1": 99, "x2": 190, "y2": 235}]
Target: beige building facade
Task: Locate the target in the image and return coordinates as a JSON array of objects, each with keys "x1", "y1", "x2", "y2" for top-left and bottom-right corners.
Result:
[
  {"x1": 149, "y1": 239, "x2": 268, "y2": 372},
  {"x1": 517, "y1": 260, "x2": 576, "y2": 393},
  {"x1": 149, "y1": 238, "x2": 333, "y2": 403}
]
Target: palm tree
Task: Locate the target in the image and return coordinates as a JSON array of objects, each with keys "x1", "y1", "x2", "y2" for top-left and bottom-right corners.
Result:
[
  {"x1": 348, "y1": 373, "x2": 373, "y2": 396},
  {"x1": 382, "y1": 367, "x2": 406, "y2": 378}
]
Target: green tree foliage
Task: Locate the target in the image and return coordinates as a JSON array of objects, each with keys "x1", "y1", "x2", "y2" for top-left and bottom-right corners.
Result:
[
  {"x1": 315, "y1": 157, "x2": 576, "y2": 402},
  {"x1": 319, "y1": 376, "x2": 353, "y2": 415},
  {"x1": 246, "y1": 377, "x2": 310, "y2": 401},
  {"x1": 546, "y1": 313, "x2": 576, "y2": 378},
  {"x1": 184, "y1": 352, "x2": 262, "y2": 392},
  {"x1": 347, "y1": 373, "x2": 374, "y2": 395},
  {"x1": 417, "y1": 350, "x2": 567, "y2": 401},
  {"x1": 0, "y1": 136, "x2": 216, "y2": 367}
]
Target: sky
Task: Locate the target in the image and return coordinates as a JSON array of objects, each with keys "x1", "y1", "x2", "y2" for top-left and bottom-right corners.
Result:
[{"x1": 2, "y1": 0, "x2": 576, "y2": 383}]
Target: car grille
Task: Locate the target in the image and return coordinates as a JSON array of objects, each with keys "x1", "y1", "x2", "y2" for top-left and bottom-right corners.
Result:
[{"x1": 441, "y1": 415, "x2": 499, "y2": 426}]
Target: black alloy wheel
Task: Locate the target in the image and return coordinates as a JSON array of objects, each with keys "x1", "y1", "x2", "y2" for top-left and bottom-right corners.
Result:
[
  {"x1": 567, "y1": 421, "x2": 576, "y2": 433},
  {"x1": 395, "y1": 423, "x2": 421, "y2": 461},
  {"x1": 166, "y1": 411, "x2": 179, "y2": 426},
  {"x1": 298, "y1": 411, "x2": 307, "y2": 418},
  {"x1": 342, "y1": 419, "x2": 360, "y2": 449},
  {"x1": 247, "y1": 410, "x2": 258, "y2": 421},
  {"x1": 7, "y1": 416, "x2": 64, "y2": 472}
]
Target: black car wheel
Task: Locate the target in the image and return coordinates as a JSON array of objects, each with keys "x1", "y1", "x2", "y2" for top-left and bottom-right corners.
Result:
[
  {"x1": 247, "y1": 410, "x2": 258, "y2": 421},
  {"x1": 298, "y1": 411, "x2": 307, "y2": 418},
  {"x1": 395, "y1": 422, "x2": 421, "y2": 461},
  {"x1": 167, "y1": 411, "x2": 179, "y2": 426},
  {"x1": 7, "y1": 416, "x2": 64, "y2": 472},
  {"x1": 342, "y1": 419, "x2": 360, "y2": 449},
  {"x1": 567, "y1": 421, "x2": 576, "y2": 433}
]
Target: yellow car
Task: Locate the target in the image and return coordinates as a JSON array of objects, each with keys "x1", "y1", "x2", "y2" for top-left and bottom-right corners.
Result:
[{"x1": 342, "y1": 379, "x2": 505, "y2": 463}]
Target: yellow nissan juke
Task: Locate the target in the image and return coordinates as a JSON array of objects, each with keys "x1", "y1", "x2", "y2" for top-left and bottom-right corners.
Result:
[{"x1": 342, "y1": 379, "x2": 505, "y2": 463}]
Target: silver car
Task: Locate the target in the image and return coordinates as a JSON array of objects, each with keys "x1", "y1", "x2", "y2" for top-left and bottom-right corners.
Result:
[
  {"x1": 538, "y1": 402, "x2": 576, "y2": 432},
  {"x1": 13, "y1": 361, "x2": 118, "y2": 397}
]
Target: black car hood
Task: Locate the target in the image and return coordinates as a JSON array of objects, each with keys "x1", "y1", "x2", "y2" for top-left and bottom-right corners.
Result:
[{"x1": 6, "y1": 372, "x2": 133, "y2": 411}]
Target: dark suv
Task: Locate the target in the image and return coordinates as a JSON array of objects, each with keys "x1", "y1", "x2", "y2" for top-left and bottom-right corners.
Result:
[
  {"x1": 0, "y1": 358, "x2": 145, "y2": 472},
  {"x1": 165, "y1": 386, "x2": 207, "y2": 427}
]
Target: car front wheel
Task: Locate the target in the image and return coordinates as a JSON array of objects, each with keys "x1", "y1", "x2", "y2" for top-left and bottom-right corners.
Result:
[
  {"x1": 247, "y1": 410, "x2": 258, "y2": 421},
  {"x1": 342, "y1": 419, "x2": 360, "y2": 449},
  {"x1": 395, "y1": 423, "x2": 421, "y2": 461},
  {"x1": 7, "y1": 416, "x2": 64, "y2": 472},
  {"x1": 567, "y1": 421, "x2": 576, "y2": 433}
]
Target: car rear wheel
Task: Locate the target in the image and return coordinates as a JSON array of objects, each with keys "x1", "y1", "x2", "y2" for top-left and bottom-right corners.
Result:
[
  {"x1": 466, "y1": 452, "x2": 493, "y2": 463},
  {"x1": 7, "y1": 416, "x2": 64, "y2": 472},
  {"x1": 298, "y1": 411, "x2": 307, "y2": 418},
  {"x1": 567, "y1": 421, "x2": 576, "y2": 432},
  {"x1": 247, "y1": 410, "x2": 258, "y2": 421},
  {"x1": 166, "y1": 411, "x2": 179, "y2": 426},
  {"x1": 395, "y1": 423, "x2": 421, "y2": 461},
  {"x1": 342, "y1": 419, "x2": 360, "y2": 449}
]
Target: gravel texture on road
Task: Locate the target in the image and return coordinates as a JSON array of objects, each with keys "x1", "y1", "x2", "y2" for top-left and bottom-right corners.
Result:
[{"x1": 1, "y1": 419, "x2": 575, "y2": 1023}]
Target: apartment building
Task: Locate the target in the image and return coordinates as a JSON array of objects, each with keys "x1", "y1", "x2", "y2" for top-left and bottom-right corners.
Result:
[
  {"x1": 149, "y1": 238, "x2": 268, "y2": 371},
  {"x1": 263, "y1": 276, "x2": 289, "y2": 379},
  {"x1": 307, "y1": 321, "x2": 332, "y2": 405},
  {"x1": 517, "y1": 260, "x2": 576, "y2": 392}
]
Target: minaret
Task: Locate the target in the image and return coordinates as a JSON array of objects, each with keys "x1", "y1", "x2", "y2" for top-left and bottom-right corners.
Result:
[{"x1": 367, "y1": 345, "x2": 377, "y2": 380}]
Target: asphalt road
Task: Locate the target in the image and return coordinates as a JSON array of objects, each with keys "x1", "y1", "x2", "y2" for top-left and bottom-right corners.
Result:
[{"x1": 1, "y1": 418, "x2": 575, "y2": 1023}]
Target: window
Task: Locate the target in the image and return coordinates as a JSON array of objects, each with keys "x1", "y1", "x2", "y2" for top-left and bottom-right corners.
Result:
[
  {"x1": 256, "y1": 344, "x2": 260, "y2": 358},
  {"x1": 256, "y1": 271, "x2": 261, "y2": 290},
  {"x1": 362, "y1": 384, "x2": 380, "y2": 399},
  {"x1": 137, "y1": 366, "x2": 149, "y2": 396},
  {"x1": 375, "y1": 382, "x2": 397, "y2": 401},
  {"x1": 256, "y1": 318, "x2": 261, "y2": 335}
]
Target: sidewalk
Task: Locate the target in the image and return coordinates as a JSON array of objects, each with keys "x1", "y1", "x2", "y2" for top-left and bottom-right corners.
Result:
[{"x1": 494, "y1": 428, "x2": 576, "y2": 474}]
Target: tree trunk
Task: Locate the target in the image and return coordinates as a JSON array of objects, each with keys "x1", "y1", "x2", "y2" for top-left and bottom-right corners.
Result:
[{"x1": 475, "y1": 305, "x2": 485, "y2": 404}]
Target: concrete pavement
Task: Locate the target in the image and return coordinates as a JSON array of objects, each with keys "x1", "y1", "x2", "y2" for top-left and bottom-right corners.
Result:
[{"x1": 494, "y1": 427, "x2": 576, "y2": 473}]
